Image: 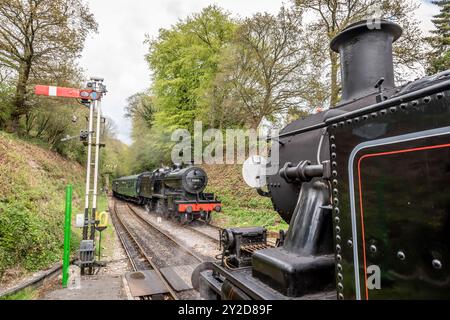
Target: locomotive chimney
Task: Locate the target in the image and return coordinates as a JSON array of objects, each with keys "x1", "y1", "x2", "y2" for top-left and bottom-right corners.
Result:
[{"x1": 330, "y1": 19, "x2": 402, "y2": 104}]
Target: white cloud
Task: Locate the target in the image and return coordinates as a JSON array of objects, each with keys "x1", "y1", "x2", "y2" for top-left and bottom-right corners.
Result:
[
  {"x1": 79, "y1": 0, "x2": 439, "y2": 144},
  {"x1": 416, "y1": 0, "x2": 440, "y2": 35},
  {"x1": 80, "y1": 0, "x2": 286, "y2": 144}
]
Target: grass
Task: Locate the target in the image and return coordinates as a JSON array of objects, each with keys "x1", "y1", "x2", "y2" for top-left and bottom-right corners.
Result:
[
  {"x1": 0, "y1": 288, "x2": 38, "y2": 301},
  {"x1": 0, "y1": 131, "x2": 86, "y2": 286},
  {"x1": 203, "y1": 164, "x2": 288, "y2": 232},
  {"x1": 94, "y1": 192, "x2": 116, "y2": 260}
]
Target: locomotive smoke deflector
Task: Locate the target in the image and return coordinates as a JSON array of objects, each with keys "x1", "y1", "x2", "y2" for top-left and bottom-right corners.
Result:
[{"x1": 330, "y1": 19, "x2": 402, "y2": 104}]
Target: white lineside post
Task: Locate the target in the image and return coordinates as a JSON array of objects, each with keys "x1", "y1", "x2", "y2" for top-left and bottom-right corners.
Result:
[
  {"x1": 83, "y1": 95, "x2": 95, "y2": 241},
  {"x1": 91, "y1": 96, "x2": 102, "y2": 240},
  {"x1": 79, "y1": 78, "x2": 106, "y2": 274}
]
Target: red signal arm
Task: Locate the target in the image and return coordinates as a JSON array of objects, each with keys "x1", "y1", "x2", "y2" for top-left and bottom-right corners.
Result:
[{"x1": 34, "y1": 85, "x2": 97, "y2": 100}]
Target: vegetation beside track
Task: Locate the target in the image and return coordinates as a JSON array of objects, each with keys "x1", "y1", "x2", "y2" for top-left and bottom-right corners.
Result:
[
  {"x1": 0, "y1": 288, "x2": 37, "y2": 301},
  {"x1": 204, "y1": 164, "x2": 288, "y2": 232},
  {"x1": 0, "y1": 132, "x2": 85, "y2": 286}
]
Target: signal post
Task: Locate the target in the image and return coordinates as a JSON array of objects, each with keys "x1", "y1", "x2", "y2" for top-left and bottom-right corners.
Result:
[{"x1": 35, "y1": 78, "x2": 107, "y2": 275}]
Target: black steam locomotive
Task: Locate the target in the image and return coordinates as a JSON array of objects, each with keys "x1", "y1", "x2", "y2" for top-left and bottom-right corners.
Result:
[
  {"x1": 112, "y1": 164, "x2": 222, "y2": 224},
  {"x1": 193, "y1": 20, "x2": 450, "y2": 299}
]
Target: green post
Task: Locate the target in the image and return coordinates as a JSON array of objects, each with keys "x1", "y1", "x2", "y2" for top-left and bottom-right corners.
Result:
[{"x1": 62, "y1": 185, "x2": 72, "y2": 288}]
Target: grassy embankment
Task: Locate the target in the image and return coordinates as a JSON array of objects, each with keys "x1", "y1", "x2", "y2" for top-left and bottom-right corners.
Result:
[
  {"x1": 0, "y1": 131, "x2": 89, "y2": 291},
  {"x1": 204, "y1": 164, "x2": 288, "y2": 232}
]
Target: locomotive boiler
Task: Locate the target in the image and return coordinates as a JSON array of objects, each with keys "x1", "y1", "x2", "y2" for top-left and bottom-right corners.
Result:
[
  {"x1": 112, "y1": 164, "x2": 222, "y2": 224},
  {"x1": 193, "y1": 19, "x2": 450, "y2": 300}
]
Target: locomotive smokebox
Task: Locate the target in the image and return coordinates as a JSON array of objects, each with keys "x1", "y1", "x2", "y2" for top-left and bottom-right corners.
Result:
[{"x1": 331, "y1": 19, "x2": 402, "y2": 104}]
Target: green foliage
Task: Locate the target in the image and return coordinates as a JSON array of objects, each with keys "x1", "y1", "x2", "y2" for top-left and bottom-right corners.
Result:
[
  {"x1": 101, "y1": 136, "x2": 131, "y2": 180},
  {"x1": 125, "y1": 92, "x2": 156, "y2": 128},
  {"x1": 17, "y1": 98, "x2": 90, "y2": 164},
  {"x1": 146, "y1": 5, "x2": 237, "y2": 132},
  {"x1": 0, "y1": 287, "x2": 37, "y2": 300},
  {"x1": 0, "y1": 202, "x2": 61, "y2": 272},
  {"x1": 127, "y1": 115, "x2": 174, "y2": 172},
  {"x1": 204, "y1": 164, "x2": 288, "y2": 232},
  {"x1": 0, "y1": 82, "x2": 14, "y2": 126},
  {"x1": 0, "y1": 0, "x2": 97, "y2": 132},
  {"x1": 214, "y1": 7, "x2": 309, "y2": 128},
  {"x1": 426, "y1": 0, "x2": 450, "y2": 74},
  {"x1": 0, "y1": 132, "x2": 84, "y2": 282},
  {"x1": 211, "y1": 192, "x2": 285, "y2": 231}
]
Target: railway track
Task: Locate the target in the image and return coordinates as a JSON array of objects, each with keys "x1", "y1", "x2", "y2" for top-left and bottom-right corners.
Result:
[
  {"x1": 184, "y1": 221, "x2": 222, "y2": 245},
  {"x1": 112, "y1": 200, "x2": 202, "y2": 300},
  {"x1": 112, "y1": 202, "x2": 178, "y2": 299},
  {"x1": 126, "y1": 204, "x2": 206, "y2": 263}
]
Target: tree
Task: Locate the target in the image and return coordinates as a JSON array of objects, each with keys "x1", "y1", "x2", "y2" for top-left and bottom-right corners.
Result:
[
  {"x1": 0, "y1": 81, "x2": 14, "y2": 127},
  {"x1": 125, "y1": 92, "x2": 156, "y2": 129},
  {"x1": 426, "y1": 0, "x2": 450, "y2": 74},
  {"x1": 100, "y1": 117, "x2": 131, "y2": 180},
  {"x1": 0, "y1": 0, "x2": 97, "y2": 133},
  {"x1": 216, "y1": 6, "x2": 309, "y2": 129},
  {"x1": 146, "y1": 5, "x2": 236, "y2": 132},
  {"x1": 294, "y1": 0, "x2": 427, "y2": 107}
]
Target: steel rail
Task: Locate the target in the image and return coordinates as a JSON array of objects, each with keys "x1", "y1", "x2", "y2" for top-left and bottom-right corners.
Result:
[
  {"x1": 184, "y1": 224, "x2": 221, "y2": 245},
  {"x1": 112, "y1": 202, "x2": 179, "y2": 300},
  {"x1": 126, "y1": 204, "x2": 204, "y2": 263},
  {"x1": 111, "y1": 202, "x2": 148, "y2": 272}
]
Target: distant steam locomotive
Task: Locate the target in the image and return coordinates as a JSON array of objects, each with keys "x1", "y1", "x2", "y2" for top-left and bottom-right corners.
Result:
[
  {"x1": 193, "y1": 20, "x2": 450, "y2": 299},
  {"x1": 112, "y1": 164, "x2": 222, "y2": 224}
]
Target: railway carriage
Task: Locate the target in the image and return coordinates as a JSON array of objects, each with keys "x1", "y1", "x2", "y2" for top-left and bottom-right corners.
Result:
[{"x1": 112, "y1": 174, "x2": 144, "y2": 202}]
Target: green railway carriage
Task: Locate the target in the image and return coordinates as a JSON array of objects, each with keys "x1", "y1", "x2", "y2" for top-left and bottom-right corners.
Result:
[{"x1": 112, "y1": 174, "x2": 143, "y2": 201}]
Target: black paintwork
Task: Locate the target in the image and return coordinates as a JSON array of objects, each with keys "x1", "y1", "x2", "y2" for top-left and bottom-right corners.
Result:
[
  {"x1": 330, "y1": 20, "x2": 402, "y2": 104},
  {"x1": 194, "y1": 19, "x2": 450, "y2": 300},
  {"x1": 164, "y1": 166, "x2": 208, "y2": 194},
  {"x1": 330, "y1": 89, "x2": 450, "y2": 299},
  {"x1": 112, "y1": 165, "x2": 220, "y2": 223}
]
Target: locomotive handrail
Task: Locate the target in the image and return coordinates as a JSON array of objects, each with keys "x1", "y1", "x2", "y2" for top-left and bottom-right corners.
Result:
[{"x1": 269, "y1": 78, "x2": 450, "y2": 141}]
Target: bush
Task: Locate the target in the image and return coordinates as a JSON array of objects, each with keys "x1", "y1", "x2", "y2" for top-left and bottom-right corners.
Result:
[
  {"x1": 0, "y1": 202, "x2": 56, "y2": 275},
  {"x1": 0, "y1": 132, "x2": 84, "y2": 282}
]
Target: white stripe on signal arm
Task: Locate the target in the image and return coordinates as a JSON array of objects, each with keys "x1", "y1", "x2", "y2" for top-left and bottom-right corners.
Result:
[{"x1": 48, "y1": 86, "x2": 57, "y2": 96}]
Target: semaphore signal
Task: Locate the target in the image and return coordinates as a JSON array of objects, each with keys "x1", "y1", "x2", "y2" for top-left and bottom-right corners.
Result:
[
  {"x1": 34, "y1": 84, "x2": 102, "y2": 102},
  {"x1": 34, "y1": 78, "x2": 108, "y2": 276}
]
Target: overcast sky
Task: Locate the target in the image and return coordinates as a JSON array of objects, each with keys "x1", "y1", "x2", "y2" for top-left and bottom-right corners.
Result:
[{"x1": 79, "y1": 0, "x2": 439, "y2": 144}]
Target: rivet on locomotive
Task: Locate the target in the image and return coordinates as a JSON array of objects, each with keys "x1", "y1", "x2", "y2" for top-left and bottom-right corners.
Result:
[
  {"x1": 112, "y1": 164, "x2": 222, "y2": 224},
  {"x1": 192, "y1": 19, "x2": 450, "y2": 299}
]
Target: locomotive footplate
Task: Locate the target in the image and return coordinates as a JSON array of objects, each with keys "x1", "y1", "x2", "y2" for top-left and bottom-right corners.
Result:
[{"x1": 198, "y1": 263, "x2": 336, "y2": 300}]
